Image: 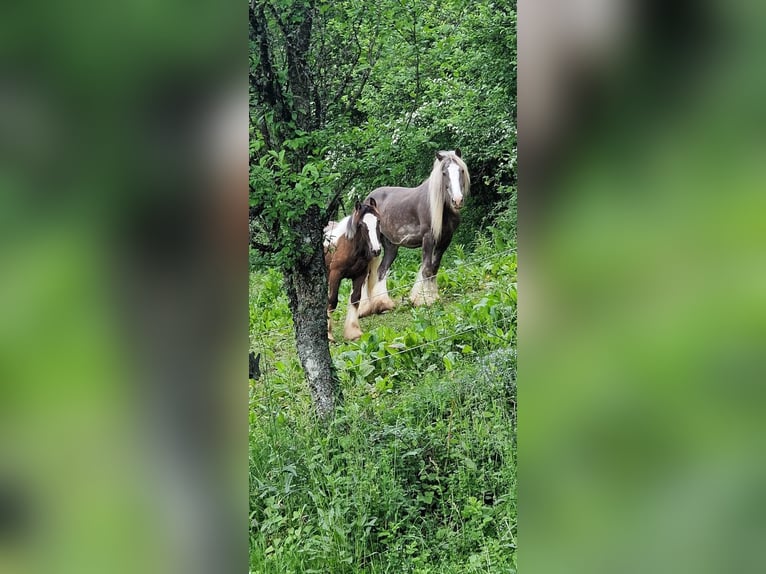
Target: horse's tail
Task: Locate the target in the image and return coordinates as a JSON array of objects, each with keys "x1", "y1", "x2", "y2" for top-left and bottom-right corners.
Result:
[{"x1": 428, "y1": 159, "x2": 445, "y2": 241}]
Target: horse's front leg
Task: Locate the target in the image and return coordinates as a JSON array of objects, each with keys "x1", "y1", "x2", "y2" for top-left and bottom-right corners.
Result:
[
  {"x1": 410, "y1": 235, "x2": 439, "y2": 306},
  {"x1": 327, "y1": 270, "x2": 341, "y2": 342},
  {"x1": 344, "y1": 274, "x2": 366, "y2": 340},
  {"x1": 429, "y1": 243, "x2": 446, "y2": 301},
  {"x1": 360, "y1": 236, "x2": 397, "y2": 317},
  {"x1": 378, "y1": 234, "x2": 399, "y2": 281}
]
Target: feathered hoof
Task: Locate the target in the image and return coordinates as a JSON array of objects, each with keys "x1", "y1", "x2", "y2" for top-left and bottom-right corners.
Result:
[
  {"x1": 358, "y1": 300, "x2": 373, "y2": 318},
  {"x1": 360, "y1": 297, "x2": 396, "y2": 317},
  {"x1": 410, "y1": 292, "x2": 439, "y2": 307},
  {"x1": 344, "y1": 325, "x2": 362, "y2": 340},
  {"x1": 377, "y1": 297, "x2": 396, "y2": 313}
]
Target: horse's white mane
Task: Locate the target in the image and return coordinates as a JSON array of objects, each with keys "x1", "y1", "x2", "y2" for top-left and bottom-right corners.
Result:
[
  {"x1": 428, "y1": 151, "x2": 470, "y2": 241},
  {"x1": 323, "y1": 215, "x2": 352, "y2": 248}
]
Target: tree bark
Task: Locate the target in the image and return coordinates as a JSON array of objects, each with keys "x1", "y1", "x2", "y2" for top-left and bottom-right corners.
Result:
[
  {"x1": 251, "y1": 0, "x2": 340, "y2": 417},
  {"x1": 285, "y1": 5, "x2": 315, "y2": 129},
  {"x1": 283, "y1": 204, "x2": 340, "y2": 419}
]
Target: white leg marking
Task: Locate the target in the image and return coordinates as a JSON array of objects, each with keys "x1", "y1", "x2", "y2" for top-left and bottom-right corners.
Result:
[
  {"x1": 344, "y1": 300, "x2": 362, "y2": 340},
  {"x1": 360, "y1": 255, "x2": 395, "y2": 315},
  {"x1": 327, "y1": 309, "x2": 335, "y2": 342},
  {"x1": 358, "y1": 276, "x2": 371, "y2": 316},
  {"x1": 410, "y1": 267, "x2": 426, "y2": 306},
  {"x1": 410, "y1": 267, "x2": 439, "y2": 306},
  {"x1": 371, "y1": 272, "x2": 395, "y2": 312},
  {"x1": 358, "y1": 257, "x2": 377, "y2": 317},
  {"x1": 426, "y1": 275, "x2": 439, "y2": 304}
]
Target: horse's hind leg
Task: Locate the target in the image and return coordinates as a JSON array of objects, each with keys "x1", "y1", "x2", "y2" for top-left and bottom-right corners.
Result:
[
  {"x1": 360, "y1": 238, "x2": 397, "y2": 316},
  {"x1": 327, "y1": 308, "x2": 335, "y2": 342},
  {"x1": 357, "y1": 259, "x2": 374, "y2": 317},
  {"x1": 327, "y1": 270, "x2": 341, "y2": 342},
  {"x1": 344, "y1": 275, "x2": 366, "y2": 340},
  {"x1": 359, "y1": 254, "x2": 394, "y2": 317}
]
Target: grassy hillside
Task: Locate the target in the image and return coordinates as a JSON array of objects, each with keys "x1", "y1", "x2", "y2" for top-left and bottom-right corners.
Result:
[{"x1": 249, "y1": 233, "x2": 517, "y2": 573}]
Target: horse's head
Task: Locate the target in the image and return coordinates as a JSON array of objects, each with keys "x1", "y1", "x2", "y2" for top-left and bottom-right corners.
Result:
[
  {"x1": 436, "y1": 149, "x2": 470, "y2": 211},
  {"x1": 349, "y1": 198, "x2": 382, "y2": 257}
]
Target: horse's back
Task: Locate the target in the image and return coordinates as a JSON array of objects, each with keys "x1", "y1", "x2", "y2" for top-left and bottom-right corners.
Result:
[
  {"x1": 324, "y1": 216, "x2": 351, "y2": 249},
  {"x1": 367, "y1": 183, "x2": 429, "y2": 246},
  {"x1": 366, "y1": 185, "x2": 421, "y2": 208}
]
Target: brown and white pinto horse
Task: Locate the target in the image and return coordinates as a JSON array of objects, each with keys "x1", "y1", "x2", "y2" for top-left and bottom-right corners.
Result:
[
  {"x1": 324, "y1": 199, "x2": 382, "y2": 341},
  {"x1": 359, "y1": 149, "x2": 470, "y2": 316}
]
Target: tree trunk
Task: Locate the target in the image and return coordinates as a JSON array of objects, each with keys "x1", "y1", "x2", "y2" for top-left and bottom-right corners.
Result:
[
  {"x1": 251, "y1": 0, "x2": 339, "y2": 417},
  {"x1": 283, "y1": 205, "x2": 340, "y2": 419}
]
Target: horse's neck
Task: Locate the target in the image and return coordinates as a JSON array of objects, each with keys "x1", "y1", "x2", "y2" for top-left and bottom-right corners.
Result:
[
  {"x1": 443, "y1": 210, "x2": 459, "y2": 229},
  {"x1": 351, "y1": 235, "x2": 369, "y2": 259}
]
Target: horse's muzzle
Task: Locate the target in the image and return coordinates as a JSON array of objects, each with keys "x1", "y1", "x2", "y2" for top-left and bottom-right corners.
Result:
[
  {"x1": 452, "y1": 198, "x2": 463, "y2": 210},
  {"x1": 372, "y1": 248, "x2": 381, "y2": 257}
]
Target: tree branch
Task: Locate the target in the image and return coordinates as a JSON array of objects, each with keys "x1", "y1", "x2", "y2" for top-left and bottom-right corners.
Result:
[
  {"x1": 340, "y1": 16, "x2": 384, "y2": 114},
  {"x1": 327, "y1": 10, "x2": 366, "y2": 112},
  {"x1": 249, "y1": 237, "x2": 278, "y2": 254},
  {"x1": 250, "y1": 1, "x2": 289, "y2": 131},
  {"x1": 323, "y1": 169, "x2": 363, "y2": 220}
]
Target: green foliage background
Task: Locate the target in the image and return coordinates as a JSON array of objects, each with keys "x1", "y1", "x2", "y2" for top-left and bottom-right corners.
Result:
[
  {"x1": 250, "y1": 0, "x2": 516, "y2": 267},
  {"x1": 250, "y1": 233, "x2": 517, "y2": 573},
  {"x1": 250, "y1": 0, "x2": 516, "y2": 570}
]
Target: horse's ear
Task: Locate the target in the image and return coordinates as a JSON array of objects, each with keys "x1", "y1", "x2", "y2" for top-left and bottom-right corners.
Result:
[
  {"x1": 351, "y1": 201, "x2": 361, "y2": 227},
  {"x1": 454, "y1": 148, "x2": 462, "y2": 158},
  {"x1": 367, "y1": 197, "x2": 377, "y2": 209},
  {"x1": 436, "y1": 151, "x2": 446, "y2": 161}
]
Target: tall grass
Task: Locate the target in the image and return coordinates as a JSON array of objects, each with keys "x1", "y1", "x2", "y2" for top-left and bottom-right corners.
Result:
[{"x1": 250, "y1": 230, "x2": 516, "y2": 573}]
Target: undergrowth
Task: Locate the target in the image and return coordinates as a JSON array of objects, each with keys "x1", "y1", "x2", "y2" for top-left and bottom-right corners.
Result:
[{"x1": 250, "y1": 229, "x2": 517, "y2": 573}]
